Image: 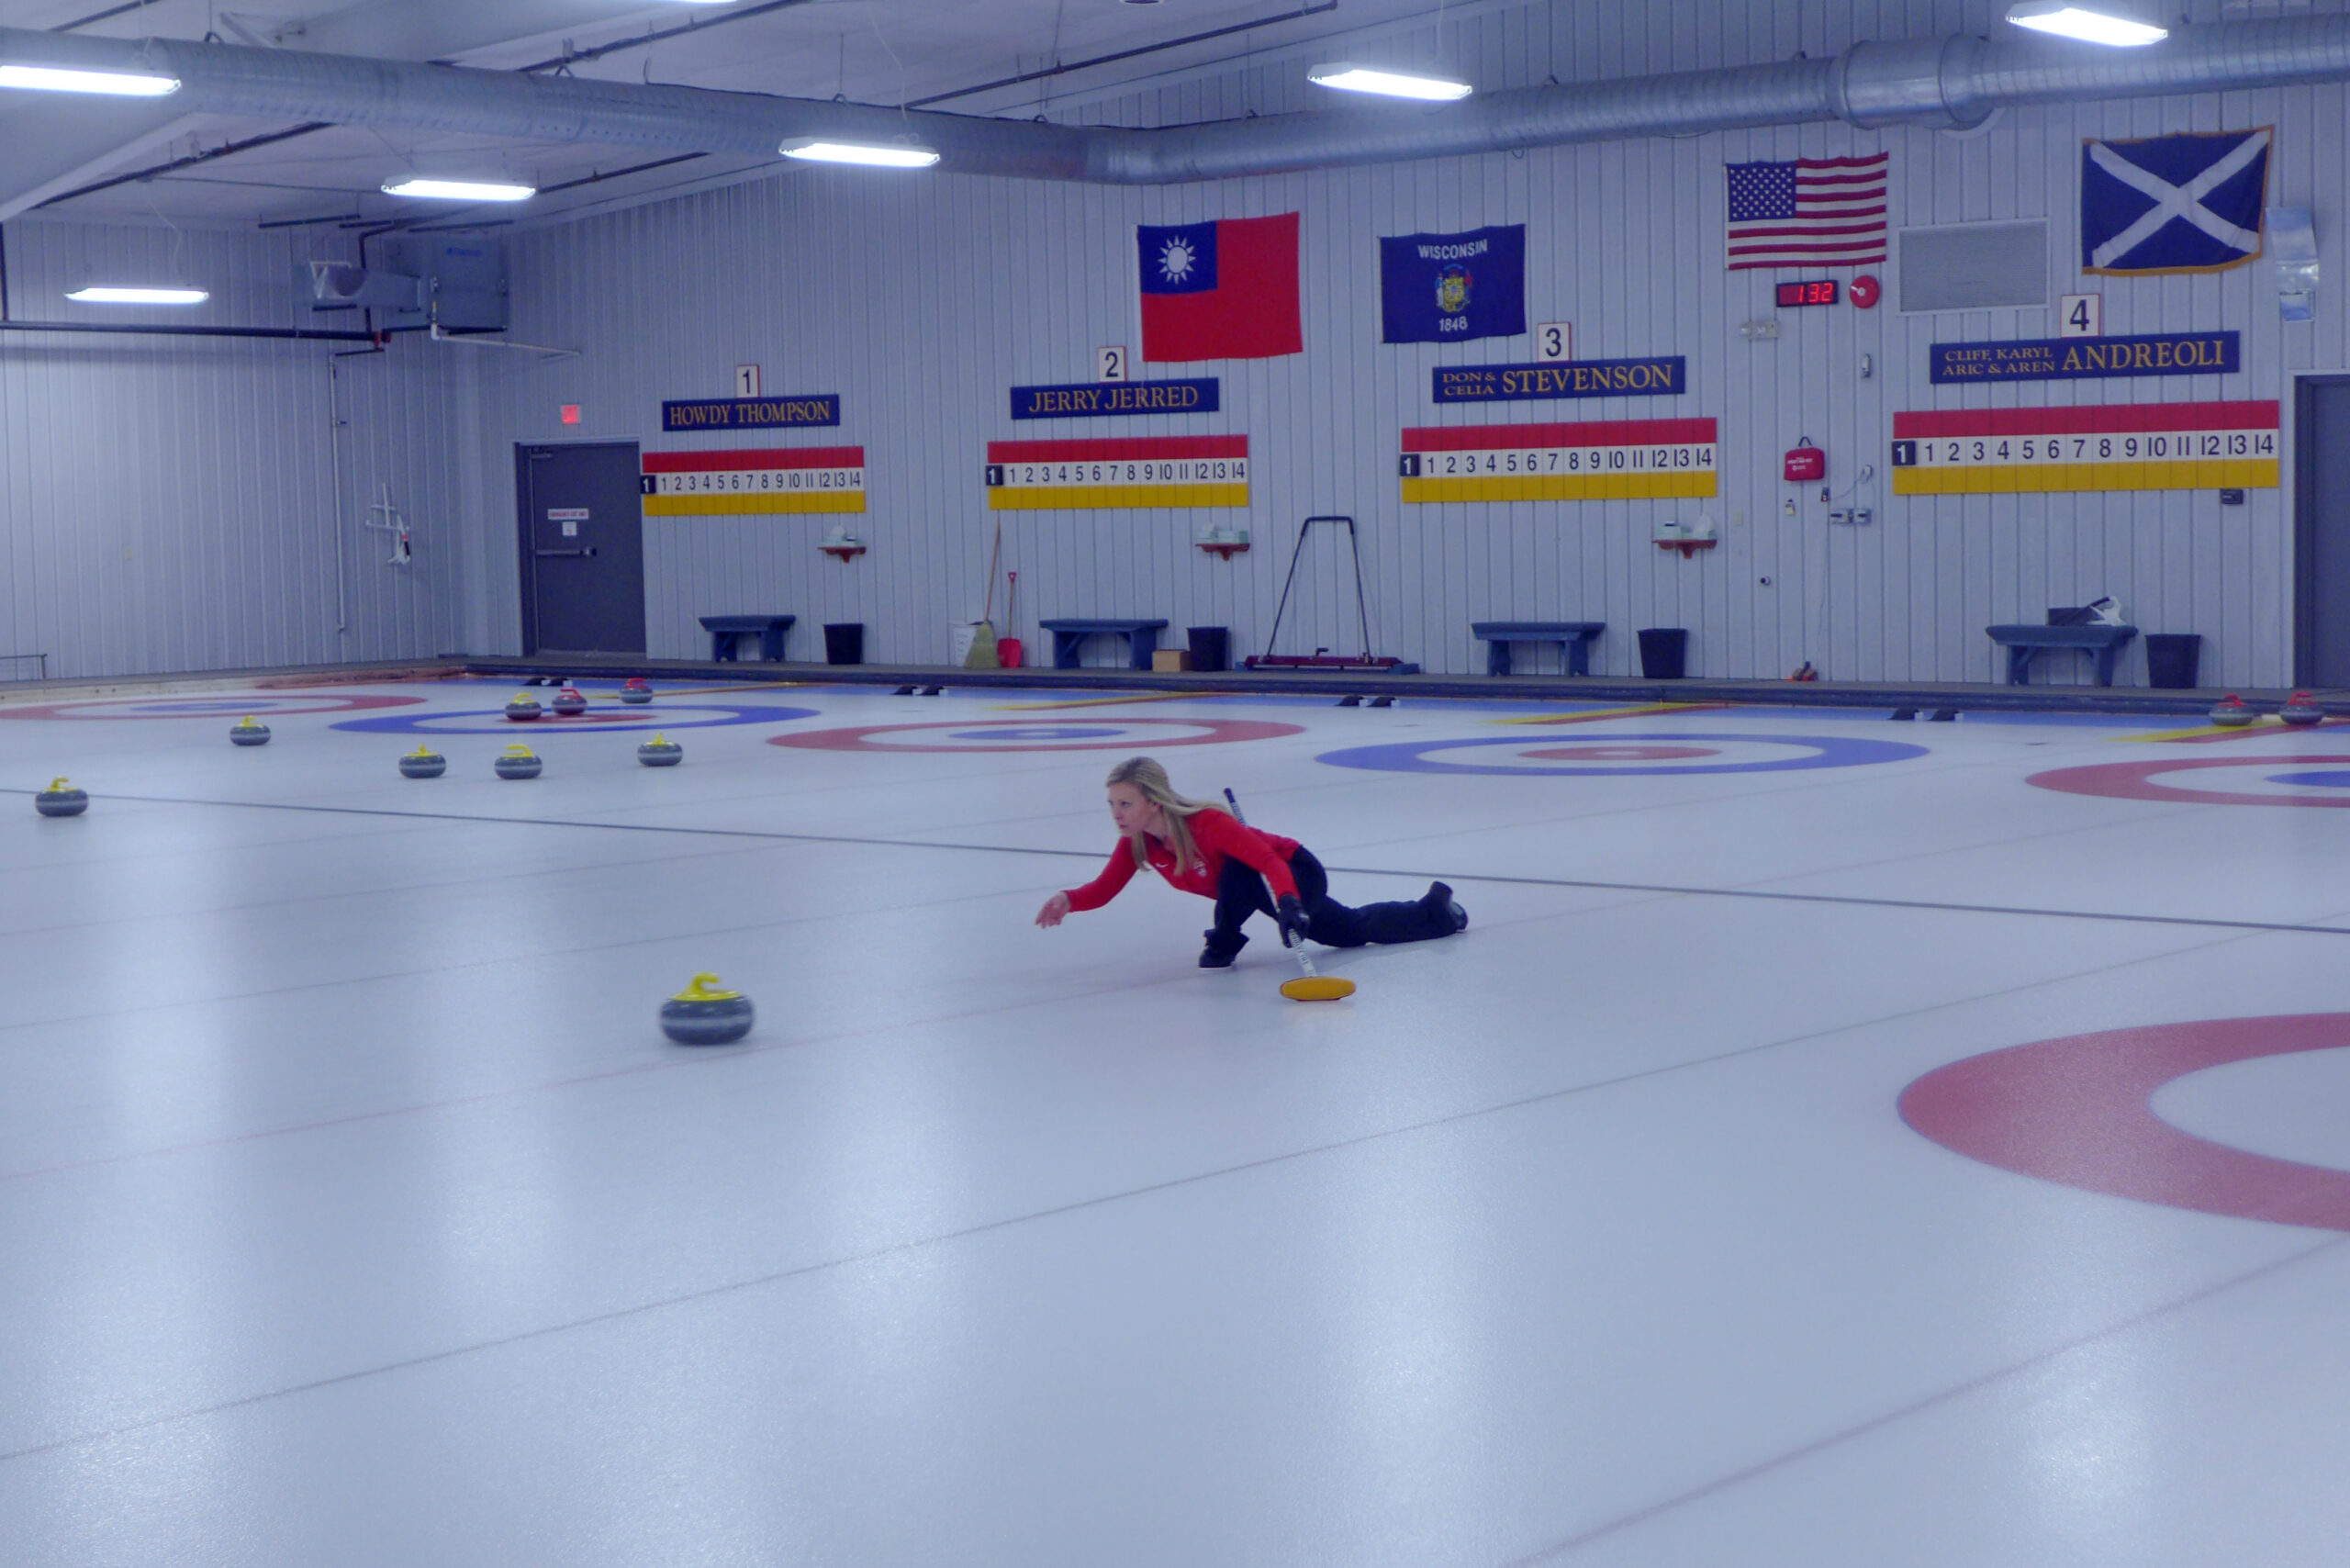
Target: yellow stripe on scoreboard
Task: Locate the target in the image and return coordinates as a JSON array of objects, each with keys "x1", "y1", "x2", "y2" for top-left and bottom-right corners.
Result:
[
  {"x1": 988, "y1": 483, "x2": 1249, "y2": 510},
  {"x1": 1893, "y1": 459, "x2": 2277, "y2": 496},
  {"x1": 644, "y1": 492, "x2": 867, "y2": 515}
]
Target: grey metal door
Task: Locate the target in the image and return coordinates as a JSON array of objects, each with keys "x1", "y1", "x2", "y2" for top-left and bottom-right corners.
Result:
[{"x1": 516, "y1": 442, "x2": 646, "y2": 655}]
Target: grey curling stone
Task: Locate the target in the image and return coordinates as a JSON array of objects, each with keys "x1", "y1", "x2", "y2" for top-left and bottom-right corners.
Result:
[
  {"x1": 504, "y1": 695, "x2": 543, "y2": 722},
  {"x1": 35, "y1": 778, "x2": 87, "y2": 817},
  {"x1": 398, "y1": 746, "x2": 447, "y2": 778},
  {"x1": 2282, "y1": 693, "x2": 2325, "y2": 727},
  {"x1": 636, "y1": 734, "x2": 683, "y2": 767},
  {"x1": 229, "y1": 717, "x2": 272, "y2": 746},
  {"x1": 494, "y1": 746, "x2": 543, "y2": 779},
  {"x1": 2209, "y1": 697, "x2": 2257, "y2": 727},
  {"x1": 660, "y1": 973, "x2": 754, "y2": 1046},
  {"x1": 552, "y1": 689, "x2": 588, "y2": 716},
  {"x1": 620, "y1": 682, "x2": 654, "y2": 706}
]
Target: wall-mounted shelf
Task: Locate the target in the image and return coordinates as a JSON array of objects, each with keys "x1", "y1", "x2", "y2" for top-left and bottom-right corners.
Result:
[
  {"x1": 1656, "y1": 538, "x2": 1718, "y2": 558},
  {"x1": 1196, "y1": 541, "x2": 1251, "y2": 560},
  {"x1": 819, "y1": 543, "x2": 867, "y2": 562}
]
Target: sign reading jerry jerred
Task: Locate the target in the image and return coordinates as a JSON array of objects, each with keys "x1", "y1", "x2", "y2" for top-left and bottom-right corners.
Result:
[
  {"x1": 1433, "y1": 357, "x2": 1686, "y2": 404},
  {"x1": 661, "y1": 395, "x2": 840, "y2": 431},
  {"x1": 1010, "y1": 378, "x2": 1219, "y2": 420},
  {"x1": 1929, "y1": 331, "x2": 2238, "y2": 384}
]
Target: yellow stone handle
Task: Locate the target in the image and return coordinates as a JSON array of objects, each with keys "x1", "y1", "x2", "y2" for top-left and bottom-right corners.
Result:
[
  {"x1": 672, "y1": 972, "x2": 742, "y2": 1002},
  {"x1": 502, "y1": 744, "x2": 535, "y2": 758}
]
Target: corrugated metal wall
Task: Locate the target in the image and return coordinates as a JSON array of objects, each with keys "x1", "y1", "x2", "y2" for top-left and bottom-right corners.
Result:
[
  {"x1": 473, "y1": 0, "x2": 2345, "y2": 685},
  {"x1": 0, "y1": 219, "x2": 466, "y2": 680}
]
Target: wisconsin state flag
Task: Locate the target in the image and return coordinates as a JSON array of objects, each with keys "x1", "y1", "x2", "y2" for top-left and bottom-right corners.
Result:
[{"x1": 1138, "y1": 213, "x2": 1303, "y2": 363}]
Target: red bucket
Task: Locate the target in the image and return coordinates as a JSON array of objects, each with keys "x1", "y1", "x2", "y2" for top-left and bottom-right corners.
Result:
[{"x1": 997, "y1": 637, "x2": 1024, "y2": 668}]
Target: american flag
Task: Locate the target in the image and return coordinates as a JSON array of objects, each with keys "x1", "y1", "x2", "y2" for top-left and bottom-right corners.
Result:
[{"x1": 1724, "y1": 152, "x2": 1889, "y2": 271}]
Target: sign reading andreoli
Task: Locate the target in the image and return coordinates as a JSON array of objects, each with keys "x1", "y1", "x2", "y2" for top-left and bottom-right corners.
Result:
[
  {"x1": 661, "y1": 395, "x2": 841, "y2": 431},
  {"x1": 1433, "y1": 357, "x2": 1686, "y2": 404},
  {"x1": 1011, "y1": 378, "x2": 1219, "y2": 420},
  {"x1": 1929, "y1": 331, "x2": 2238, "y2": 384}
]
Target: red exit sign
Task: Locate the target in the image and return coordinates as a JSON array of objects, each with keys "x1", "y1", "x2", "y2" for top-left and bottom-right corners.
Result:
[{"x1": 1774, "y1": 279, "x2": 1840, "y2": 308}]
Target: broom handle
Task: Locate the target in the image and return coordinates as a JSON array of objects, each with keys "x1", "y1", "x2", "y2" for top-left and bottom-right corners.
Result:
[{"x1": 981, "y1": 520, "x2": 1002, "y2": 622}]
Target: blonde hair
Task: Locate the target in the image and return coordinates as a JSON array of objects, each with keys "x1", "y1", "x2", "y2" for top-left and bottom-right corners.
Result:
[{"x1": 1105, "y1": 756, "x2": 1217, "y2": 874}]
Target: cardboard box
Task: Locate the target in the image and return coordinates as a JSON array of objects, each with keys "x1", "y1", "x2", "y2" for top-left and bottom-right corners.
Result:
[{"x1": 1151, "y1": 649, "x2": 1194, "y2": 672}]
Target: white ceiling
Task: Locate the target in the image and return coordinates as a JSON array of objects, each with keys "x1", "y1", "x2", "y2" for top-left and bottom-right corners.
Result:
[{"x1": 0, "y1": 0, "x2": 1455, "y2": 232}]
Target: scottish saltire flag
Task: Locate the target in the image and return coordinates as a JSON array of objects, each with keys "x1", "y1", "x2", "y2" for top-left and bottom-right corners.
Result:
[
  {"x1": 1379, "y1": 225, "x2": 1526, "y2": 344},
  {"x1": 1137, "y1": 214, "x2": 1303, "y2": 363},
  {"x1": 2082, "y1": 129, "x2": 2270, "y2": 276},
  {"x1": 1724, "y1": 151, "x2": 1888, "y2": 270}
]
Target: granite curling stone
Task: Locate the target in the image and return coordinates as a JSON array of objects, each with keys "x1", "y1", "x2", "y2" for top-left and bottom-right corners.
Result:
[
  {"x1": 503, "y1": 693, "x2": 543, "y2": 722},
  {"x1": 660, "y1": 973, "x2": 754, "y2": 1046},
  {"x1": 636, "y1": 734, "x2": 683, "y2": 767},
  {"x1": 2281, "y1": 691, "x2": 2325, "y2": 727},
  {"x1": 398, "y1": 745, "x2": 447, "y2": 778},
  {"x1": 35, "y1": 777, "x2": 87, "y2": 817},
  {"x1": 2209, "y1": 694, "x2": 2257, "y2": 727},
  {"x1": 229, "y1": 716, "x2": 272, "y2": 746},
  {"x1": 551, "y1": 686, "x2": 588, "y2": 717},
  {"x1": 620, "y1": 678, "x2": 655, "y2": 706},
  {"x1": 494, "y1": 744, "x2": 543, "y2": 779}
]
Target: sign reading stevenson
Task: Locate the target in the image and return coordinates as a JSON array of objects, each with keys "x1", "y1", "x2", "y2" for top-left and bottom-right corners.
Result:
[{"x1": 1434, "y1": 357, "x2": 1685, "y2": 404}]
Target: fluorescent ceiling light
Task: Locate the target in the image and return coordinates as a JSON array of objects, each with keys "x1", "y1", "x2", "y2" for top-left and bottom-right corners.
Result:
[
  {"x1": 381, "y1": 177, "x2": 536, "y2": 202},
  {"x1": 778, "y1": 138, "x2": 940, "y2": 168},
  {"x1": 2005, "y1": 0, "x2": 2168, "y2": 46},
  {"x1": 67, "y1": 286, "x2": 207, "y2": 306},
  {"x1": 1306, "y1": 62, "x2": 1473, "y2": 101},
  {"x1": 0, "y1": 62, "x2": 179, "y2": 95}
]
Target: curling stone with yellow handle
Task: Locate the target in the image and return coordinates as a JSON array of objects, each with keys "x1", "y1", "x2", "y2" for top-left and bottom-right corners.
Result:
[
  {"x1": 636, "y1": 734, "x2": 684, "y2": 767},
  {"x1": 35, "y1": 778, "x2": 88, "y2": 817},
  {"x1": 493, "y1": 744, "x2": 543, "y2": 779},
  {"x1": 229, "y1": 716, "x2": 272, "y2": 746},
  {"x1": 659, "y1": 973, "x2": 755, "y2": 1045},
  {"x1": 397, "y1": 745, "x2": 447, "y2": 778},
  {"x1": 503, "y1": 692, "x2": 543, "y2": 722}
]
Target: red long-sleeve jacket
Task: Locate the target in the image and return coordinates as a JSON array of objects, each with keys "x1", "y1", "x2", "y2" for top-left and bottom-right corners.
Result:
[{"x1": 1063, "y1": 808, "x2": 1300, "y2": 911}]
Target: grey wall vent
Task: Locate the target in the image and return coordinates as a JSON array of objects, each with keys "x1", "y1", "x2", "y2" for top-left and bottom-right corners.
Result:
[{"x1": 1898, "y1": 220, "x2": 2049, "y2": 313}]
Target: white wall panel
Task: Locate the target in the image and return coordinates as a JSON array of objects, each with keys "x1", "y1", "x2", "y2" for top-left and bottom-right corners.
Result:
[
  {"x1": 0, "y1": 219, "x2": 465, "y2": 680},
  {"x1": 458, "y1": 0, "x2": 2348, "y2": 687}
]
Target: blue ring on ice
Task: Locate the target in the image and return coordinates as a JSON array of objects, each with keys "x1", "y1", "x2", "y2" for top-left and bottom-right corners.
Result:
[
  {"x1": 2265, "y1": 770, "x2": 2350, "y2": 789},
  {"x1": 1315, "y1": 733, "x2": 1929, "y2": 776}
]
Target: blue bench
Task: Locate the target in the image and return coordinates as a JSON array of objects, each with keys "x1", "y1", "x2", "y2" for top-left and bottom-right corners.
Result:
[
  {"x1": 1986, "y1": 622, "x2": 2138, "y2": 686},
  {"x1": 699, "y1": 614, "x2": 796, "y2": 662},
  {"x1": 1037, "y1": 618, "x2": 1169, "y2": 670},
  {"x1": 1472, "y1": 621, "x2": 1607, "y2": 677}
]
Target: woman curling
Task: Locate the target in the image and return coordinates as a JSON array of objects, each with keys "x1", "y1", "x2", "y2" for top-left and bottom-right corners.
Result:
[{"x1": 1035, "y1": 756, "x2": 1467, "y2": 967}]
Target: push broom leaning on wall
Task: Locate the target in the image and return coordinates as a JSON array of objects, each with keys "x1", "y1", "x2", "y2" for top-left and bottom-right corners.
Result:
[{"x1": 960, "y1": 519, "x2": 1004, "y2": 669}]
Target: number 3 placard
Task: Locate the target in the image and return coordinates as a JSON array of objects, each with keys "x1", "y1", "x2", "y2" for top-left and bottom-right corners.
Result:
[{"x1": 1534, "y1": 322, "x2": 1572, "y2": 363}]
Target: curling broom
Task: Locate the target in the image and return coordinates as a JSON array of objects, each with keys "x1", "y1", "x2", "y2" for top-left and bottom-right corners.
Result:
[{"x1": 1223, "y1": 788, "x2": 1355, "y2": 1002}]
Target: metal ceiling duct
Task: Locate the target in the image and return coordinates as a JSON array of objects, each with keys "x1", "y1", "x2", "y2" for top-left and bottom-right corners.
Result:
[{"x1": 3, "y1": 17, "x2": 2349, "y2": 185}]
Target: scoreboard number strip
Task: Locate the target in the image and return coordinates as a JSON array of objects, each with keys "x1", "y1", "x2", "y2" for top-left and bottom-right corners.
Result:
[
  {"x1": 642, "y1": 447, "x2": 867, "y2": 515},
  {"x1": 984, "y1": 436, "x2": 1249, "y2": 510},
  {"x1": 1400, "y1": 419, "x2": 1719, "y2": 502},
  {"x1": 1890, "y1": 401, "x2": 2279, "y2": 495}
]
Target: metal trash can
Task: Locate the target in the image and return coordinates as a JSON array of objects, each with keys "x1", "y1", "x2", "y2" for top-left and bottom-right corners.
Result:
[
  {"x1": 2145, "y1": 633, "x2": 2200, "y2": 689},
  {"x1": 1187, "y1": 626, "x2": 1231, "y2": 673},
  {"x1": 823, "y1": 622, "x2": 865, "y2": 666},
  {"x1": 1638, "y1": 627, "x2": 1689, "y2": 679}
]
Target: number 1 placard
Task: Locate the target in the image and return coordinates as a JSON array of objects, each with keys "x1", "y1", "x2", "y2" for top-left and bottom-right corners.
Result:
[{"x1": 1889, "y1": 401, "x2": 2278, "y2": 494}]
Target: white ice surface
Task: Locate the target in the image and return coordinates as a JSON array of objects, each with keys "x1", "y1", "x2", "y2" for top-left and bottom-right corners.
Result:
[{"x1": 1, "y1": 681, "x2": 2346, "y2": 1566}]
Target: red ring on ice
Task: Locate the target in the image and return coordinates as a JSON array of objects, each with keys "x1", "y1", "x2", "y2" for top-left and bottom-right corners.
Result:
[
  {"x1": 1899, "y1": 1015, "x2": 2350, "y2": 1231},
  {"x1": 768, "y1": 717, "x2": 1304, "y2": 753},
  {"x1": 2029, "y1": 755, "x2": 2350, "y2": 808},
  {"x1": 0, "y1": 693, "x2": 423, "y2": 721}
]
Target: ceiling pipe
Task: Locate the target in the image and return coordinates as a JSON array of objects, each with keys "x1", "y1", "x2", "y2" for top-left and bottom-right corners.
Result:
[{"x1": 4, "y1": 17, "x2": 2350, "y2": 185}]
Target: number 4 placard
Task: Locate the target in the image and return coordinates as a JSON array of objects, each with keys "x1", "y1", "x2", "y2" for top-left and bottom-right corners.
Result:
[{"x1": 2057, "y1": 294, "x2": 2101, "y2": 339}]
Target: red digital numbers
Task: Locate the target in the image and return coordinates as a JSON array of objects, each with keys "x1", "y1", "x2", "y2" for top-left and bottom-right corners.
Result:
[{"x1": 1774, "y1": 280, "x2": 1840, "y2": 308}]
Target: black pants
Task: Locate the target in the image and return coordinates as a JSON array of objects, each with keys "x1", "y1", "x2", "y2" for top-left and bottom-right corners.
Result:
[{"x1": 1205, "y1": 847, "x2": 1451, "y2": 957}]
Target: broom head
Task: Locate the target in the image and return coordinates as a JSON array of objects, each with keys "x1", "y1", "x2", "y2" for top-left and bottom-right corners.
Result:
[{"x1": 1280, "y1": 975, "x2": 1356, "y2": 1002}]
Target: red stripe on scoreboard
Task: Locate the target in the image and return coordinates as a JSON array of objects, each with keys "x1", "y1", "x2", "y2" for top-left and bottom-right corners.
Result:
[
  {"x1": 1892, "y1": 401, "x2": 2277, "y2": 439},
  {"x1": 643, "y1": 447, "x2": 865, "y2": 472},
  {"x1": 985, "y1": 434, "x2": 1248, "y2": 463}
]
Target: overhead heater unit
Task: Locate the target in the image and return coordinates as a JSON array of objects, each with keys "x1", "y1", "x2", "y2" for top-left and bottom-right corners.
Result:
[{"x1": 304, "y1": 236, "x2": 508, "y2": 331}]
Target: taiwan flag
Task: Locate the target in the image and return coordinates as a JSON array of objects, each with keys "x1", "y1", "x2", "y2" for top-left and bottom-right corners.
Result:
[{"x1": 1138, "y1": 213, "x2": 1303, "y2": 363}]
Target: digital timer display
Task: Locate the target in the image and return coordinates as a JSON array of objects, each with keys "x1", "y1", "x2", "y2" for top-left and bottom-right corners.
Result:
[{"x1": 1774, "y1": 279, "x2": 1840, "y2": 308}]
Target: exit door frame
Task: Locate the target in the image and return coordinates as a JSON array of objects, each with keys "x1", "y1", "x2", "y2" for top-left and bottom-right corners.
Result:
[
  {"x1": 514, "y1": 438, "x2": 642, "y2": 656},
  {"x1": 2291, "y1": 373, "x2": 2350, "y2": 687}
]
